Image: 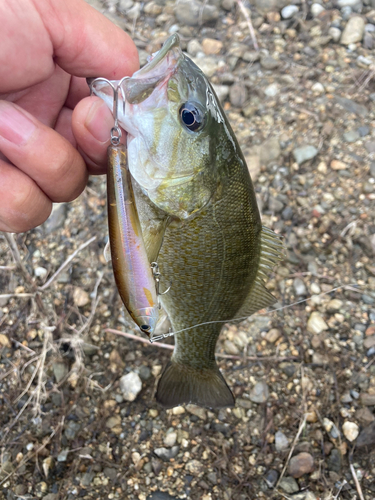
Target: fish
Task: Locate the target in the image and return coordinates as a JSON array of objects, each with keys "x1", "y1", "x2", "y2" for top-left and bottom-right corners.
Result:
[
  {"x1": 91, "y1": 34, "x2": 283, "y2": 409},
  {"x1": 106, "y1": 143, "x2": 159, "y2": 336}
]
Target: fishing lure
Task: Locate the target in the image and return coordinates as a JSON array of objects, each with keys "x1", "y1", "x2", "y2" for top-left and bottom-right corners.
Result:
[{"x1": 89, "y1": 78, "x2": 159, "y2": 337}]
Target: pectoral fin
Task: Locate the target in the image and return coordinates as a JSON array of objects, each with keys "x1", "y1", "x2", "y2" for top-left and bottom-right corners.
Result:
[{"x1": 234, "y1": 226, "x2": 284, "y2": 319}]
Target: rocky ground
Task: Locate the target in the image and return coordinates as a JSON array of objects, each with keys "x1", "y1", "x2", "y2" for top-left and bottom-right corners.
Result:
[{"x1": 1, "y1": 0, "x2": 375, "y2": 499}]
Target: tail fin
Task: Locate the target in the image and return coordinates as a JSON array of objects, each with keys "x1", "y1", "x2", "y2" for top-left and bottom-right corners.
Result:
[{"x1": 156, "y1": 361, "x2": 235, "y2": 409}]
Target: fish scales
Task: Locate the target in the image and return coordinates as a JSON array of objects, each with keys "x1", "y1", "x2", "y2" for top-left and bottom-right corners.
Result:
[{"x1": 92, "y1": 34, "x2": 283, "y2": 408}]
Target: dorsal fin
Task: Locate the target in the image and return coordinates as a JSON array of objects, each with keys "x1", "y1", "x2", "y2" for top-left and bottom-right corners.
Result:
[{"x1": 234, "y1": 226, "x2": 284, "y2": 319}]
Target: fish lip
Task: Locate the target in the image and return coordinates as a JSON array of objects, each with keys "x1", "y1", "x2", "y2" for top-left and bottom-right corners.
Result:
[{"x1": 136, "y1": 34, "x2": 181, "y2": 76}]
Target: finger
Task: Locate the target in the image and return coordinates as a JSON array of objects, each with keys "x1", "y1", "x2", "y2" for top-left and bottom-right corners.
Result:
[
  {"x1": 0, "y1": 159, "x2": 52, "y2": 233},
  {"x1": 55, "y1": 107, "x2": 77, "y2": 148},
  {"x1": 0, "y1": 100, "x2": 87, "y2": 202},
  {"x1": 65, "y1": 76, "x2": 90, "y2": 110},
  {"x1": 72, "y1": 96, "x2": 115, "y2": 174},
  {"x1": 37, "y1": 0, "x2": 139, "y2": 79}
]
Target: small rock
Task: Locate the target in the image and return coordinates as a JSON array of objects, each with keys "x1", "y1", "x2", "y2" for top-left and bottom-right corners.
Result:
[
  {"x1": 57, "y1": 449, "x2": 69, "y2": 462},
  {"x1": 357, "y1": 125, "x2": 370, "y2": 137},
  {"x1": 364, "y1": 335, "x2": 375, "y2": 349},
  {"x1": 229, "y1": 83, "x2": 248, "y2": 107},
  {"x1": 187, "y1": 39, "x2": 202, "y2": 57},
  {"x1": 43, "y1": 203, "x2": 67, "y2": 233},
  {"x1": 268, "y1": 197, "x2": 284, "y2": 213},
  {"x1": 337, "y1": 0, "x2": 362, "y2": 6},
  {"x1": 342, "y1": 421, "x2": 359, "y2": 442},
  {"x1": 356, "y1": 407, "x2": 375, "y2": 425},
  {"x1": 144, "y1": 2, "x2": 162, "y2": 16},
  {"x1": 224, "y1": 339, "x2": 240, "y2": 355},
  {"x1": 202, "y1": 38, "x2": 223, "y2": 55},
  {"x1": 0, "y1": 334, "x2": 11, "y2": 348},
  {"x1": 293, "y1": 145, "x2": 318, "y2": 165},
  {"x1": 64, "y1": 421, "x2": 80, "y2": 441},
  {"x1": 53, "y1": 362, "x2": 68, "y2": 383},
  {"x1": 186, "y1": 459, "x2": 203, "y2": 474},
  {"x1": 174, "y1": 0, "x2": 219, "y2": 26},
  {"x1": 279, "y1": 476, "x2": 299, "y2": 494},
  {"x1": 264, "y1": 83, "x2": 279, "y2": 97},
  {"x1": 186, "y1": 404, "x2": 207, "y2": 420},
  {"x1": 73, "y1": 287, "x2": 90, "y2": 307},
  {"x1": 356, "y1": 421, "x2": 375, "y2": 447},
  {"x1": 311, "y1": 3, "x2": 325, "y2": 16},
  {"x1": 341, "y1": 16, "x2": 365, "y2": 44},
  {"x1": 365, "y1": 141, "x2": 375, "y2": 154},
  {"x1": 361, "y1": 393, "x2": 375, "y2": 405},
  {"x1": 260, "y1": 55, "x2": 280, "y2": 70},
  {"x1": 329, "y1": 27, "x2": 342, "y2": 42},
  {"x1": 34, "y1": 266, "x2": 48, "y2": 279},
  {"x1": 192, "y1": 56, "x2": 219, "y2": 77},
  {"x1": 275, "y1": 431, "x2": 289, "y2": 452},
  {"x1": 281, "y1": 5, "x2": 299, "y2": 19},
  {"x1": 327, "y1": 299, "x2": 343, "y2": 312},
  {"x1": 106, "y1": 415, "x2": 121, "y2": 429},
  {"x1": 265, "y1": 328, "x2": 281, "y2": 343},
  {"x1": 265, "y1": 469, "x2": 279, "y2": 488},
  {"x1": 249, "y1": 381, "x2": 269, "y2": 403},
  {"x1": 311, "y1": 82, "x2": 324, "y2": 94},
  {"x1": 343, "y1": 130, "x2": 360, "y2": 143},
  {"x1": 307, "y1": 311, "x2": 329, "y2": 334},
  {"x1": 335, "y1": 96, "x2": 368, "y2": 117},
  {"x1": 164, "y1": 431, "x2": 177, "y2": 447},
  {"x1": 260, "y1": 136, "x2": 281, "y2": 165},
  {"x1": 293, "y1": 278, "x2": 307, "y2": 296},
  {"x1": 330, "y1": 159, "x2": 347, "y2": 170},
  {"x1": 119, "y1": 372, "x2": 142, "y2": 402},
  {"x1": 212, "y1": 84, "x2": 229, "y2": 103},
  {"x1": 154, "y1": 446, "x2": 179, "y2": 461},
  {"x1": 288, "y1": 452, "x2": 314, "y2": 478},
  {"x1": 327, "y1": 449, "x2": 342, "y2": 472}
]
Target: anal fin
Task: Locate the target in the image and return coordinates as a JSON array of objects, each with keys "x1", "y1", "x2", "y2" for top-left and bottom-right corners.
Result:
[{"x1": 234, "y1": 226, "x2": 284, "y2": 319}]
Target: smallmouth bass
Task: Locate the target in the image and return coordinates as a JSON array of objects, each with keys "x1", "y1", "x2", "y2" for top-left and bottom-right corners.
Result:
[{"x1": 92, "y1": 34, "x2": 283, "y2": 409}]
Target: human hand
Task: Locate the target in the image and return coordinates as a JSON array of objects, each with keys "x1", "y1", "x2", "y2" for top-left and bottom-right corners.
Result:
[{"x1": 0, "y1": 0, "x2": 139, "y2": 233}]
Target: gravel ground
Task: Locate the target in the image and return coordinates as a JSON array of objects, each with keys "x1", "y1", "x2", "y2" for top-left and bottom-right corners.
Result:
[{"x1": 1, "y1": 1, "x2": 375, "y2": 499}]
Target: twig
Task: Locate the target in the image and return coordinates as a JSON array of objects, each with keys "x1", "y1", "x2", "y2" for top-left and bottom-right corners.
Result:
[
  {"x1": 349, "y1": 454, "x2": 365, "y2": 500},
  {"x1": 3, "y1": 233, "x2": 34, "y2": 286},
  {"x1": 38, "y1": 236, "x2": 96, "y2": 291},
  {"x1": 0, "y1": 265, "x2": 16, "y2": 271},
  {"x1": 0, "y1": 293, "x2": 34, "y2": 299},
  {"x1": 275, "y1": 413, "x2": 308, "y2": 489},
  {"x1": 75, "y1": 271, "x2": 103, "y2": 336},
  {"x1": 236, "y1": 0, "x2": 259, "y2": 51},
  {"x1": 105, "y1": 328, "x2": 299, "y2": 362}
]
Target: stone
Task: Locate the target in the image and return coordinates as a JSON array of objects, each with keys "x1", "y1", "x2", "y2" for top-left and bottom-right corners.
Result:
[
  {"x1": 356, "y1": 407, "x2": 375, "y2": 425},
  {"x1": 64, "y1": 421, "x2": 80, "y2": 440},
  {"x1": 288, "y1": 452, "x2": 314, "y2": 478},
  {"x1": 265, "y1": 328, "x2": 281, "y2": 343},
  {"x1": 311, "y1": 3, "x2": 325, "y2": 16},
  {"x1": 327, "y1": 299, "x2": 343, "y2": 312},
  {"x1": 147, "y1": 492, "x2": 178, "y2": 500},
  {"x1": 34, "y1": 266, "x2": 48, "y2": 279},
  {"x1": 327, "y1": 449, "x2": 342, "y2": 472},
  {"x1": 106, "y1": 415, "x2": 121, "y2": 429},
  {"x1": 275, "y1": 431, "x2": 289, "y2": 452},
  {"x1": 187, "y1": 39, "x2": 202, "y2": 57},
  {"x1": 186, "y1": 459, "x2": 203, "y2": 474},
  {"x1": 265, "y1": 469, "x2": 279, "y2": 488},
  {"x1": 154, "y1": 446, "x2": 179, "y2": 461},
  {"x1": 0, "y1": 334, "x2": 10, "y2": 348},
  {"x1": 264, "y1": 83, "x2": 279, "y2": 97},
  {"x1": 164, "y1": 431, "x2": 177, "y2": 447},
  {"x1": 118, "y1": 0, "x2": 134, "y2": 12},
  {"x1": 361, "y1": 393, "x2": 375, "y2": 405},
  {"x1": 307, "y1": 311, "x2": 329, "y2": 334},
  {"x1": 311, "y1": 82, "x2": 324, "y2": 94},
  {"x1": 279, "y1": 476, "x2": 299, "y2": 493},
  {"x1": 212, "y1": 84, "x2": 229, "y2": 103},
  {"x1": 293, "y1": 145, "x2": 318, "y2": 165},
  {"x1": 356, "y1": 421, "x2": 375, "y2": 447},
  {"x1": 259, "y1": 136, "x2": 281, "y2": 164},
  {"x1": 191, "y1": 56, "x2": 218, "y2": 77},
  {"x1": 268, "y1": 197, "x2": 284, "y2": 213},
  {"x1": 342, "y1": 421, "x2": 359, "y2": 442},
  {"x1": 119, "y1": 372, "x2": 142, "y2": 402},
  {"x1": 202, "y1": 38, "x2": 223, "y2": 55},
  {"x1": 343, "y1": 130, "x2": 360, "y2": 142},
  {"x1": 174, "y1": 0, "x2": 219, "y2": 26},
  {"x1": 337, "y1": 0, "x2": 362, "y2": 6},
  {"x1": 43, "y1": 203, "x2": 67, "y2": 233},
  {"x1": 281, "y1": 5, "x2": 299, "y2": 19},
  {"x1": 365, "y1": 141, "x2": 375, "y2": 153},
  {"x1": 335, "y1": 96, "x2": 367, "y2": 117},
  {"x1": 330, "y1": 160, "x2": 347, "y2": 170},
  {"x1": 364, "y1": 335, "x2": 375, "y2": 349},
  {"x1": 72, "y1": 287, "x2": 90, "y2": 307},
  {"x1": 293, "y1": 278, "x2": 307, "y2": 296},
  {"x1": 260, "y1": 55, "x2": 280, "y2": 70},
  {"x1": 144, "y1": 2, "x2": 162, "y2": 16},
  {"x1": 249, "y1": 381, "x2": 269, "y2": 403},
  {"x1": 329, "y1": 27, "x2": 342, "y2": 42},
  {"x1": 53, "y1": 362, "x2": 68, "y2": 383},
  {"x1": 229, "y1": 83, "x2": 248, "y2": 107}
]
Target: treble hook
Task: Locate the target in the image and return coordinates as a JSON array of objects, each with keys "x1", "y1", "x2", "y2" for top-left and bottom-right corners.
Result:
[
  {"x1": 88, "y1": 76, "x2": 129, "y2": 146},
  {"x1": 151, "y1": 262, "x2": 172, "y2": 309}
]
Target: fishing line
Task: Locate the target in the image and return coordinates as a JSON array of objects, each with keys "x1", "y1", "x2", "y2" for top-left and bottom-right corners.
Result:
[{"x1": 150, "y1": 282, "x2": 364, "y2": 342}]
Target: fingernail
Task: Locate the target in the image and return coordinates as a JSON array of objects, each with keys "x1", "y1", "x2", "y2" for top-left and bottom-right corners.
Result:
[
  {"x1": 85, "y1": 100, "x2": 114, "y2": 143},
  {"x1": 0, "y1": 102, "x2": 36, "y2": 146}
]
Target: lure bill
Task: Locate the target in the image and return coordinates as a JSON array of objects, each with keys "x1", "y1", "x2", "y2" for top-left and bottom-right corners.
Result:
[{"x1": 107, "y1": 144, "x2": 159, "y2": 336}]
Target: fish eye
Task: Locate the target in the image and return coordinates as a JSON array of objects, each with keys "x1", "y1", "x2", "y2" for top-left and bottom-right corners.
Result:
[{"x1": 179, "y1": 102, "x2": 204, "y2": 132}]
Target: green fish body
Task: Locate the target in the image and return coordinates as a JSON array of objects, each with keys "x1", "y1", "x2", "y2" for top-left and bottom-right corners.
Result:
[{"x1": 92, "y1": 34, "x2": 283, "y2": 408}]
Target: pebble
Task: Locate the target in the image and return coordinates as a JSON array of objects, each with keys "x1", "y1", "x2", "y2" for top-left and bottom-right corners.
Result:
[
  {"x1": 311, "y1": 3, "x2": 325, "y2": 16},
  {"x1": 275, "y1": 430, "x2": 289, "y2": 452},
  {"x1": 163, "y1": 431, "x2": 177, "y2": 447},
  {"x1": 327, "y1": 449, "x2": 342, "y2": 472},
  {"x1": 342, "y1": 421, "x2": 359, "y2": 442},
  {"x1": 229, "y1": 83, "x2": 248, "y2": 107},
  {"x1": 249, "y1": 381, "x2": 269, "y2": 403},
  {"x1": 327, "y1": 299, "x2": 343, "y2": 312},
  {"x1": 356, "y1": 421, "x2": 375, "y2": 447},
  {"x1": 202, "y1": 38, "x2": 223, "y2": 55},
  {"x1": 264, "y1": 83, "x2": 279, "y2": 97},
  {"x1": 187, "y1": 39, "x2": 203, "y2": 57},
  {"x1": 265, "y1": 469, "x2": 279, "y2": 488},
  {"x1": 335, "y1": 96, "x2": 368, "y2": 117},
  {"x1": 279, "y1": 476, "x2": 299, "y2": 493},
  {"x1": 361, "y1": 393, "x2": 375, "y2": 405},
  {"x1": 343, "y1": 130, "x2": 360, "y2": 143},
  {"x1": 341, "y1": 16, "x2": 366, "y2": 44},
  {"x1": 53, "y1": 362, "x2": 68, "y2": 383},
  {"x1": 0, "y1": 334, "x2": 10, "y2": 348},
  {"x1": 119, "y1": 372, "x2": 142, "y2": 402},
  {"x1": 307, "y1": 311, "x2": 329, "y2": 334},
  {"x1": 268, "y1": 196, "x2": 284, "y2": 213},
  {"x1": 118, "y1": 0, "x2": 134, "y2": 12},
  {"x1": 260, "y1": 55, "x2": 280, "y2": 70},
  {"x1": 34, "y1": 266, "x2": 48, "y2": 279},
  {"x1": 106, "y1": 415, "x2": 121, "y2": 429},
  {"x1": 265, "y1": 328, "x2": 281, "y2": 343},
  {"x1": 288, "y1": 452, "x2": 314, "y2": 478},
  {"x1": 281, "y1": 5, "x2": 299, "y2": 19},
  {"x1": 73, "y1": 287, "x2": 90, "y2": 307},
  {"x1": 329, "y1": 27, "x2": 342, "y2": 42},
  {"x1": 186, "y1": 459, "x2": 203, "y2": 474},
  {"x1": 364, "y1": 335, "x2": 375, "y2": 349},
  {"x1": 174, "y1": 0, "x2": 219, "y2": 26},
  {"x1": 293, "y1": 145, "x2": 318, "y2": 165},
  {"x1": 260, "y1": 136, "x2": 281, "y2": 165},
  {"x1": 337, "y1": 0, "x2": 361, "y2": 6},
  {"x1": 154, "y1": 446, "x2": 179, "y2": 461},
  {"x1": 311, "y1": 82, "x2": 324, "y2": 94},
  {"x1": 293, "y1": 277, "x2": 307, "y2": 296},
  {"x1": 330, "y1": 159, "x2": 347, "y2": 170},
  {"x1": 43, "y1": 203, "x2": 67, "y2": 233}
]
